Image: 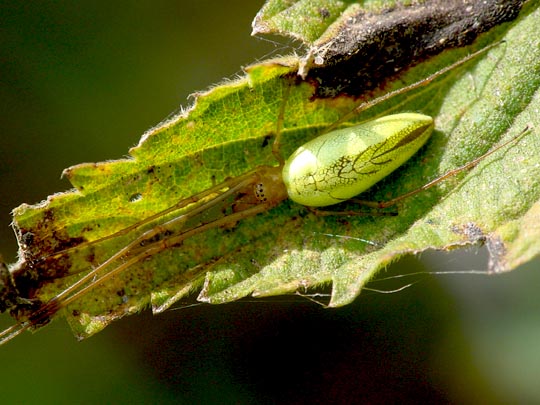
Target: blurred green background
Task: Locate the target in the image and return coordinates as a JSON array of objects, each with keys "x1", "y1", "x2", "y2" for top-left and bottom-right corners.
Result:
[{"x1": 1, "y1": 1, "x2": 540, "y2": 404}]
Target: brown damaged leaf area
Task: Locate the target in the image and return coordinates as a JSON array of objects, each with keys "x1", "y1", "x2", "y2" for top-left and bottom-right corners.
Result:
[{"x1": 253, "y1": 0, "x2": 526, "y2": 93}]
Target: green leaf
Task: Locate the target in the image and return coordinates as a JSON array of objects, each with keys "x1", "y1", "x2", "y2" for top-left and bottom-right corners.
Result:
[
  {"x1": 5, "y1": 1, "x2": 540, "y2": 339},
  {"x1": 252, "y1": 0, "x2": 355, "y2": 43}
]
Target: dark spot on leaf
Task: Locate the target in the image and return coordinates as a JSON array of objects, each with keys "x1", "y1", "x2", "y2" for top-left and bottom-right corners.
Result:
[
  {"x1": 261, "y1": 134, "x2": 272, "y2": 148},
  {"x1": 337, "y1": 218, "x2": 349, "y2": 226},
  {"x1": 319, "y1": 8, "x2": 330, "y2": 19},
  {"x1": 21, "y1": 232, "x2": 35, "y2": 248},
  {"x1": 464, "y1": 223, "x2": 486, "y2": 242},
  {"x1": 81, "y1": 225, "x2": 95, "y2": 234},
  {"x1": 140, "y1": 230, "x2": 173, "y2": 247},
  {"x1": 86, "y1": 252, "x2": 96, "y2": 264},
  {"x1": 43, "y1": 209, "x2": 54, "y2": 222},
  {"x1": 147, "y1": 165, "x2": 155, "y2": 174},
  {"x1": 452, "y1": 222, "x2": 486, "y2": 243}
]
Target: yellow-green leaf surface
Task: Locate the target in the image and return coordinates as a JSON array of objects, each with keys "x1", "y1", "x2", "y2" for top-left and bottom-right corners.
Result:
[{"x1": 7, "y1": 1, "x2": 540, "y2": 339}]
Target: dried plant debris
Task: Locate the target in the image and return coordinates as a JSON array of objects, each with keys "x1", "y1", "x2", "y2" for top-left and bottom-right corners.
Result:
[{"x1": 254, "y1": 0, "x2": 526, "y2": 94}]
